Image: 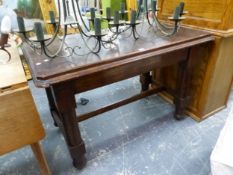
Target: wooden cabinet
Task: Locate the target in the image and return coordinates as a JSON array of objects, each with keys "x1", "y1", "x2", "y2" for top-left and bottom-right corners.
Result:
[
  {"x1": 158, "y1": 0, "x2": 233, "y2": 31},
  {"x1": 154, "y1": 0, "x2": 233, "y2": 121},
  {"x1": 0, "y1": 41, "x2": 51, "y2": 175}
]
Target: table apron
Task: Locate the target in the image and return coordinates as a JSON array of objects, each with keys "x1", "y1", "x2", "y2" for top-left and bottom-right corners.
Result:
[{"x1": 68, "y1": 48, "x2": 188, "y2": 94}]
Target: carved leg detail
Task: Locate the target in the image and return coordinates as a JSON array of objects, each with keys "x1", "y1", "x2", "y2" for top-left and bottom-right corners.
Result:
[
  {"x1": 51, "y1": 85, "x2": 87, "y2": 169},
  {"x1": 61, "y1": 109, "x2": 86, "y2": 169}
]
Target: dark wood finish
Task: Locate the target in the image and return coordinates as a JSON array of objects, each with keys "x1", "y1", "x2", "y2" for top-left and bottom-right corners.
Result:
[
  {"x1": 22, "y1": 25, "x2": 214, "y2": 169},
  {"x1": 140, "y1": 72, "x2": 152, "y2": 91},
  {"x1": 174, "y1": 48, "x2": 192, "y2": 120},
  {"x1": 78, "y1": 87, "x2": 164, "y2": 122},
  {"x1": 45, "y1": 87, "x2": 58, "y2": 127},
  {"x1": 50, "y1": 84, "x2": 86, "y2": 169}
]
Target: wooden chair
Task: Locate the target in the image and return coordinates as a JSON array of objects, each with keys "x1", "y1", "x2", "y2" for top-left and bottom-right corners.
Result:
[{"x1": 0, "y1": 41, "x2": 51, "y2": 175}]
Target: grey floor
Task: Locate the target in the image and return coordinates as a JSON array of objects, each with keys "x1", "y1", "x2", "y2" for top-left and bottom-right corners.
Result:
[{"x1": 1, "y1": 77, "x2": 232, "y2": 175}]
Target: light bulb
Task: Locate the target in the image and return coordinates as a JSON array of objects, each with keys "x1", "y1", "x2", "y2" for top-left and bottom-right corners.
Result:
[{"x1": 1, "y1": 16, "x2": 11, "y2": 34}]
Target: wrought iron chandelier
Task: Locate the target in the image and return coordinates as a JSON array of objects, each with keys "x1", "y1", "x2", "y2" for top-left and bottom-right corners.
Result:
[{"x1": 15, "y1": 0, "x2": 187, "y2": 58}]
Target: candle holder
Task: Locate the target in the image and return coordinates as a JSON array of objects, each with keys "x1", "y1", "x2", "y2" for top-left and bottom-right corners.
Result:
[
  {"x1": 88, "y1": 30, "x2": 109, "y2": 53},
  {"x1": 123, "y1": 10, "x2": 140, "y2": 40},
  {"x1": 125, "y1": 20, "x2": 141, "y2": 40},
  {"x1": 102, "y1": 7, "x2": 114, "y2": 23},
  {"x1": 14, "y1": 27, "x2": 36, "y2": 46},
  {"x1": 108, "y1": 20, "x2": 126, "y2": 35},
  {"x1": 139, "y1": 1, "x2": 187, "y2": 36},
  {"x1": 46, "y1": 19, "x2": 59, "y2": 33}
]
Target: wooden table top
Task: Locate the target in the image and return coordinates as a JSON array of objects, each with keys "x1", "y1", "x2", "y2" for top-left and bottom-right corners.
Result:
[
  {"x1": 0, "y1": 40, "x2": 27, "y2": 90},
  {"x1": 22, "y1": 25, "x2": 214, "y2": 88}
]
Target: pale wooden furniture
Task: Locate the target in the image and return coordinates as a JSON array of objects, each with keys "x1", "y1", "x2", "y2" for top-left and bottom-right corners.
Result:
[
  {"x1": 0, "y1": 41, "x2": 51, "y2": 175},
  {"x1": 154, "y1": 0, "x2": 233, "y2": 121}
]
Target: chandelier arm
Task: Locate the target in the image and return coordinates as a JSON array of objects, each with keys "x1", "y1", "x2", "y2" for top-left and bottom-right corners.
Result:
[
  {"x1": 77, "y1": 23, "x2": 91, "y2": 37},
  {"x1": 75, "y1": 0, "x2": 90, "y2": 32},
  {"x1": 80, "y1": 31, "x2": 99, "y2": 53},
  {"x1": 132, "y1": 28, "x2": 139, "y2": 40},
  {"x1": 42, "y1": 43, "x2": 57, "y2": 58},
  {"x1": 41, "y1": 24, "x2": 68, "y2": 58},
  {"x1": 42, "y1": 38, "x2": 71, "y2": 58},
  {"x1": 109, "y1": 33, "x2": 120, "y2": 42},
  {"x1": 91, "y1": 38, "x2": 101, "y2": 54},
  {"x1": 23, "y1": 35, "x2": 41, "y2": 49},
  {"x1": 101, "y1": 42, "x2": 111, "y2": 49},
  {"x1": 0, "y1": 47, "x2": 11, "y2": 63},
  {"x1": 124, "y1": 28, "x2": 133, "y2": 38},
  {"x1": 156, "y1": 22, "x2": 180, "y2": 36},
  {"x1": 153, "y1": 14, "x2": 176, "y2": 30},
  {"x1": 108, "y1": 26, "x2": 122, "y2": 38},
  {"x1": 146, "y1": 12, "x2": 152, "y2": 26},
  {"x1": 45, "y1": 0, "x2": 62, "y2": 46},
  {"x1": 108, "y1": 26, "x2": 116, "y2": 33},
  {"x1": 118, "y1": 25, "x2": 131, "y2": 33},
  {"x1": 71, "y1": 0, "x2": 79, "y2": 23}
]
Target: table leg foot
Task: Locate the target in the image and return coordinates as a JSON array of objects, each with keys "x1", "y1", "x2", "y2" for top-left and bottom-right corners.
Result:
[
  {"x1": 73, "y1": 155, "x2": 87, "y2": 170},
  {"x1": 174, "y1": 114, "x2": 186, "y2": 120}
]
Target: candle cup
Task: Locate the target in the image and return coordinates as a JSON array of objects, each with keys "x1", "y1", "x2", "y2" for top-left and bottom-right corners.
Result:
[
  {"x1": 151, "y1": 0, "x2": 157, "y2": 13},
  {"x1": 17, "y1": 16, "x2": 25, "y2": 32},
  {"x1": 173, "y1": 6, "x2": 181, "y2": 20},
  {"x1": 49, "y1": 11, "x2": 56, "y2": 23},
  {"x1": 94, "y1": 18, "x2": 101, "y2": 36},
  {"x1": 114, "y1": 11, "x2": 120, "y2": 24},
  {"x1": 34, "y1": 22, "x2": 44, "y2": 41},
  {"x1": 179, "y1": 2, "x2": 185, "y2": 15},
  {"x1": 106, "y1": 7, "x2": 111, "y2": 19},
  {"x1": 120, "y1": 2, "x2": 126, "y2": 13},
  {"x1": 130, "y1": 10, "x2": 137, "y2": 24},
  {"x1": 90, "y1": 8, "x2": 95, "y2": 20}
]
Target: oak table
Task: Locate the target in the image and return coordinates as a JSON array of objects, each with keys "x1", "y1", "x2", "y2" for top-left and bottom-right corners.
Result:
[{"x1": 22, "y1": 26, "x2": 214, "y2": 169}]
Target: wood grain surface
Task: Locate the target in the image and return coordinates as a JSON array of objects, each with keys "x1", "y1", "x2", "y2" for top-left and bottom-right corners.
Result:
[
  {"x1": 0, "y1": 41, "x2": 26, "y2": 90},
  {"x1": 155, "y1": 0, "x2": 233, "y2": 121},
  {"x1": 22, "y1": 25, "x2": 213, "y2": 88},
  {"x1": 158, "y1": 0, "x2": 233, "y2": 30},
  {"x1": 0, "y1": 87, "x2": 45, "y2": 155}
]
